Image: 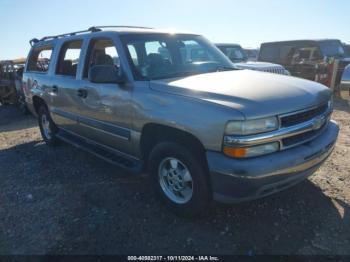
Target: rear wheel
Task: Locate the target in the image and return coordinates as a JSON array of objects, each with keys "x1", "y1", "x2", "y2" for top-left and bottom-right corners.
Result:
[
  {"x1": 148, "y1": 142, "x2": 211, "y2": 217},
  {"x1": 38, "y1": 105, "x2": 60, "y2": 146}
]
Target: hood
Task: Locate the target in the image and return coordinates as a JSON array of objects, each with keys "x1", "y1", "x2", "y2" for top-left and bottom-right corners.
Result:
[
  {"x1": 234, "y1": 61, "x2": 285, "y2": 70},
  {"x1": 150, "y1": 70, "x2": 331, "y2": 119}
]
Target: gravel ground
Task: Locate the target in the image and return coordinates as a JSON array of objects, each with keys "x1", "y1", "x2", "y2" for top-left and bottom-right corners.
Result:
[{"x1": 0, "y1": 98, "x2": 349, "y2": 255}]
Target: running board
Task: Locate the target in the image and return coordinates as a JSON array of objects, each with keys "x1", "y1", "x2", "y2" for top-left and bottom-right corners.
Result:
[{"x1": 56, "y1": 129, "x2": 143, "y2": 174}]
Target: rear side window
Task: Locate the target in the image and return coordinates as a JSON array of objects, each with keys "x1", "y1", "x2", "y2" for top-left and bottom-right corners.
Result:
[
  {"x1": 27, "y1": 46, "x2": 53, "y2": 72},
  {"x1": 279, "y1": 46, "x2": 294, "y2": 59},
  {"x1": 259, "y1": 45, "x2": 280, "y2": 62},
  {"x1": 56, "y1": 40, "x2": 83, "y2": 77}
]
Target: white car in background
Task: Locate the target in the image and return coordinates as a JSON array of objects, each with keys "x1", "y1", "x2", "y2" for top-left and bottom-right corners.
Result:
[
  {"x1": 243, "y1": 48, "x2": 259, "y2": 61},
  {"x1": 216, "y1": 43, "x2": 290, "y2": 75}
]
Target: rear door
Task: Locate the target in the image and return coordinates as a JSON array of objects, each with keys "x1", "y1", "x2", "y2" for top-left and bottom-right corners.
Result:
[{"x1": 49, "y1": 39, "x2": 84, "y2": 134}]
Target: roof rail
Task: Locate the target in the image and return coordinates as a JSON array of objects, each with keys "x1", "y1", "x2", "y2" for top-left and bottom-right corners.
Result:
[
  {"x1": 39, "y1": 27, "x2": 102, "y2": 42},
  {"x1": 89, "y1": 25, "x2": 154, "y2": 30},
  {"x1": 30, "y1": 25, "x2": 154, "y2": 46}
]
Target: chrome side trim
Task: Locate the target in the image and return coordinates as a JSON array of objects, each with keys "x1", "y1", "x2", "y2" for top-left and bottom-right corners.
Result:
[
  {"x1": 79, "y1": 122, "x2": 130, "y2": 141},
  {"x1": 224, "y1": 112, "x2": 332, "y2": 147},
  {"x1": 59, "y1": 127, "x2": 140, "y2": 161},
  {"x1": 51, "y1": 107, "x2": 131, "y2": 140}
]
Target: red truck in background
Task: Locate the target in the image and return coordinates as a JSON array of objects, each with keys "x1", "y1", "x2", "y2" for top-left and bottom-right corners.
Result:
[{"x1": 258, "y1": 39, "x2": 350, "y2": 93}]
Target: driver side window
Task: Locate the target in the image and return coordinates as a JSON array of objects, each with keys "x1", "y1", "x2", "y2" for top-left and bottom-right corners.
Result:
[{"x1": 84, "y1": 38, "x2": 120, "y2": 78}]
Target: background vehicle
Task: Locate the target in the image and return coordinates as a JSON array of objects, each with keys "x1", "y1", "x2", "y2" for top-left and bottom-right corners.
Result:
[
  {"x1": 258, "y1": 39, "x2": 350, "y2": 89},
  {"x1": 216, "y1": 43, "x2": 290, "y2": 75},
  {"x1": 23, "y1": 26, "x2": 338, "y2": 216},
  {"x1": 343, "y1": 43, "x2": 350, "y2": 57},
  {"x1": 1, "y1": 60, "x2": 19, "y2": 105},
  {"x1": 340, "y1": 64, "x2": 350, "y2": 103},
  {"x1": 243, "y1": 48, "x2": 259, "y2": 61},
  {"x1": 0, "y1": 59, "x2": 27, "y2": 112}
]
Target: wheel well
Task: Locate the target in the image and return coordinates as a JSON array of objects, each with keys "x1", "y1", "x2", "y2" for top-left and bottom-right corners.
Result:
[
  {"x1": 32, "y1": 96, "x2": 47, "y2": 114},
  {"x1": 140, "y1": 123, "x2": 208, "y2": 170}
]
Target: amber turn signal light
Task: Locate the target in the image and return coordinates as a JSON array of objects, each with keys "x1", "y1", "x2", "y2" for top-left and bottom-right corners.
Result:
[{"x1": 223, "y1": 146, "x2": 247, "y2": 158}]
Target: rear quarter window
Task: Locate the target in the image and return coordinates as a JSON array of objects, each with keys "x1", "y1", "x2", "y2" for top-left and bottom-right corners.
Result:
[
  {"x1": 279, "y1": 46, "x2": 294, "y2": 60},
  {"x1": 259, "y1": 45, "x2": 280, "y2": 62},
  {"x1": 26, "y1": 46, "x2": 53, "y2": 73},
  {"x1": 56, "y1": 40, "x2": 83, "y2": 77}
]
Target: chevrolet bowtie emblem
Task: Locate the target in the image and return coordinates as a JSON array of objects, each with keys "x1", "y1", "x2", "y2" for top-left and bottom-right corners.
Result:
[{"x1": 312, "y1": 115, "x2": 326, "y2": 130}]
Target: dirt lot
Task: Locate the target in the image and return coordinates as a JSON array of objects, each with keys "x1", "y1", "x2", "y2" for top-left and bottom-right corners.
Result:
[{"x1": 0, "y1": 99, "x2": 349, "y2": 255}]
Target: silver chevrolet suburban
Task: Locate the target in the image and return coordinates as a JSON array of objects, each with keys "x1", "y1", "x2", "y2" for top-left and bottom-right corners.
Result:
[{"x1": 23, "y1": 26, "x2": 339, "y2": 216}]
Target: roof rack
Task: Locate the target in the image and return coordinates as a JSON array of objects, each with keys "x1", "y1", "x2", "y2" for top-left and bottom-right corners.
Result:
[
  {"x1": 89, "y1": 25, "x2": 154, "y2": 30},
  {"x1": 39, "y1": 27, "x2": 102, "y2": 42},
  {"x1": 30, "y1": 25, "x2": 154, "y2": 46}
]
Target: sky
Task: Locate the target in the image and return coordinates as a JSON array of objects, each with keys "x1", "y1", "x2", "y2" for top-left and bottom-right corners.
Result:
[{"x1": 0, "y1": 0, "x2": 349, "y2": 60}]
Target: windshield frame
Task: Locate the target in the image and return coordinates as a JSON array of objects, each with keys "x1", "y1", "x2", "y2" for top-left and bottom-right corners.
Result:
[{"x1": 120, "y1": 33, "x2": 236, "y2": 81}]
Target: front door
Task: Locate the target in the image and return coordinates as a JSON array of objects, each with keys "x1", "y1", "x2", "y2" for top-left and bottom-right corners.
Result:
[{"x1": 74, "y1": 37, "x2": 134, "y2": 155}]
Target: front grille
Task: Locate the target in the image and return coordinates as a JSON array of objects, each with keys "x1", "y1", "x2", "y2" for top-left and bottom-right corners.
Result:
[
  {"x1": 280, "y1": 104, "x2": 328, "y2": 128},
  {"x1": 282, "y1": 126, "x2": 325, "y2": 148},
  {"x1": 263, "y1": 67, "x2": 286, "y2": 75}
]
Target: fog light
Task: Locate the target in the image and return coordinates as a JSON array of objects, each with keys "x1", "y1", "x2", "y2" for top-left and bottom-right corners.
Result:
[{"x1": 223, "y1": 142, "x2": 279, "y2": 158}]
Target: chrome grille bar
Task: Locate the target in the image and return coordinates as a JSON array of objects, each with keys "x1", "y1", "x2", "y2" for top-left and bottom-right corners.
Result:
[{"x1": 224, "y1": 103, "x2": 332, "y2": 150}]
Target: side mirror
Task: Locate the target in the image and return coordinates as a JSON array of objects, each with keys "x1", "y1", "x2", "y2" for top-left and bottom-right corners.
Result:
[{"x1": 88, "y1": 65, "x2": 125, "y2": 84}]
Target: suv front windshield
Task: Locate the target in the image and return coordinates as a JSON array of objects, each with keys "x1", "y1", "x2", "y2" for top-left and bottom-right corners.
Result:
[
  {"x1": 318, "y1": 40, "x2": 345, "y2": 58},
  {"x1": 217, "y1": 45, "x2": 248, "y2": 63},
  {"x1": 121, "y1": 34, "x2": 236, "y2": 80}
]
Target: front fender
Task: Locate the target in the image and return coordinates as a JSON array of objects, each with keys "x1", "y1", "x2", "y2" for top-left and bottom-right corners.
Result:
[{"x1": 132, "y1": 84, "x2": 244, "y2": 151}]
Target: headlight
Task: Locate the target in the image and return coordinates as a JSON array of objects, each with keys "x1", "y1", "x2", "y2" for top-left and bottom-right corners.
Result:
[
  {"x1": 225, "y1": 116, "x2": 278, "y2": 135},
  {"x1": 223, "y1": 142, "x2": 279, "y2": 158}
]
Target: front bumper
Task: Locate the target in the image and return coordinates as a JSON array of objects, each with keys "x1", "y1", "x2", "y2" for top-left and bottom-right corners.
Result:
[{"x1": 207, "y1": 120, "x2": 339, "y2": 203}]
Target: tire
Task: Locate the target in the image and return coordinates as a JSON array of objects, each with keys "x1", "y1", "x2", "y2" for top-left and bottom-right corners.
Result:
[
  {"x1": 38, "y1": 105, "x2": 60, "y2": 146},
  {"x1": 148, "y1": 142, "x2": 211, "y2": 217},
  {"x1": 19, "y1": 102, "x2": 29, "y2": 115}
]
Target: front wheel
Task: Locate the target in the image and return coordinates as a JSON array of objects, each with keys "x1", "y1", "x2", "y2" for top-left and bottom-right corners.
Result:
[
  {"x1": 148, "y1": 142, "x2": 211, "y2": 217},
  {"x1": 38, "y1": 105, "x2": 60, "y2": 146}
]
